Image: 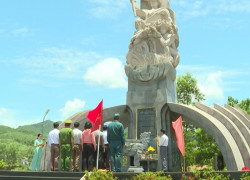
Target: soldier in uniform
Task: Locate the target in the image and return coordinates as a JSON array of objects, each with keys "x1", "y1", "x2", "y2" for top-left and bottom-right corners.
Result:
[
  {"x1": 107, "y1": 113, "x2": 125, "y2": 172},
  {"x1": 59, "y1": 119, "x2": 74, "y2": 171}
]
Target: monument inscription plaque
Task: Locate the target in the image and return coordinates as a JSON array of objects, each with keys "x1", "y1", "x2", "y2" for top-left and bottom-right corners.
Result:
[{"x1": 137, "y1": 108, "x2": 156, "y2": 140}]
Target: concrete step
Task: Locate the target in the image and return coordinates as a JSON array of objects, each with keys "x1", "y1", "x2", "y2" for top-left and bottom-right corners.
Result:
[
  {"x1": 0, "y1": 175, "x2": 80, "y2": 180},
  {"x1": 0, "y1": 170, "x2": 247, "y2": 180},
  {"x1": 0, "y1": 171, "x2": 83, "y2": 180}
]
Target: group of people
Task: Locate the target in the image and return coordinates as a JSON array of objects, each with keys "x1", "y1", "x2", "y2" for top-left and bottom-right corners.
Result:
[
  {"x1": 48, "y1": 113, "x2": 125, "y2": 172},
  {"x1": 29, "y1": 112, "x2": 169, "y2": 172},
  {"x1": 30, "y1": 113, "x2": 125, "y2": 172}
]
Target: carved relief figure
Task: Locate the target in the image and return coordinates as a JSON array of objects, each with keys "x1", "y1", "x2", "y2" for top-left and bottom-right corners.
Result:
[
  {"x1": 128, "y1": 0, "x2": 179, "y2": 68},
  {"x1": 131, "y1": 0, "x2": 172, "y2": 21}
]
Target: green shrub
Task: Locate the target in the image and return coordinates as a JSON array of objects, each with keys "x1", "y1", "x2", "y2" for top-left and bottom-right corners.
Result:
[
  {"x1": 83, "y1": 169, "x2": 117, "y2": 180},
  {"x1": 131, "y1": 171, "x2": 172, "y2": 180},
  {"x1": 240, "y1": 172, "x2": 250, "y2": 180},
  {"x1": 0, "y1": 160, "x2": 8, "y2": 170},
  {"x1": 182, "y1": 171, "x2": 231, "y2": 180},
  {"x1": 201, "y1": 171, "x2": 230, "y2": 180},
  {"x1": 12, "y1": 165, "x2": 30, "y2": 171}
]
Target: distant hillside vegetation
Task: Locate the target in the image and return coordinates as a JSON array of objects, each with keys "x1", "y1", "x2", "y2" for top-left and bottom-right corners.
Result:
[
  {"x1": 0, "y1": 120, "x2": 61, "y2": 170},
  {"x1": 0, "y1": 125, "x2": 15, "y2": 134},
  {"x1": 15, "y1": 120, "x2": 61, "y2": 138}
]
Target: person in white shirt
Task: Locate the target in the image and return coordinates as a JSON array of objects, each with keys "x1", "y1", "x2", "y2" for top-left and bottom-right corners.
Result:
[
  {"x1": 159, "y1": 129, "x2": 168, "y2": 171},
  {"x1": 48, "y1": 122, "x2": 60, "y2": 171},
  {"x1": 71, "y1": 122, "x2": 82, "y2": 172},
  {"x1": 102, "y1": 125, "x2": 110, "y2": 170},
  {"x1": 93, "y1": 129, "x2": 105, "y2": 169}
]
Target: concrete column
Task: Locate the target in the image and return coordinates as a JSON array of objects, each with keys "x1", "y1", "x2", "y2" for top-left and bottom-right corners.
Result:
[{"x1": 166, "y1": 109, "x2": 173, "y2": 171}]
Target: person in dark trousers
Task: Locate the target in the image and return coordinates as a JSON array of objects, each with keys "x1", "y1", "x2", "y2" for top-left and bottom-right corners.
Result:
[
  {"x1": 81, "y1": 121, "x2": 96, "y2": 171},
  {"x1": 93, "y1": 129, "x2": 105, "y2": 169},
  {"x1": 48, "y1": 122, "x2": 60, "y2": 171},
  {"x1": 102, "y1": 125, "x2": 110, "y2": 170},
  {"x1": 107, "y1": 113, "x2": 125, "y2": 172},
  {"x1": 159, "y1": 129, "x2": 168, "y2": 171}
]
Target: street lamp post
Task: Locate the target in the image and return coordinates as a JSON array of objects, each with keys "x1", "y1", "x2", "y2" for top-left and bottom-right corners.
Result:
[
  {"x1": 42, "y1": 108, "x2": 50, "y2": 171},
  {"x1": 42, "y1": 109, "x2": 50, "y2": 137}
]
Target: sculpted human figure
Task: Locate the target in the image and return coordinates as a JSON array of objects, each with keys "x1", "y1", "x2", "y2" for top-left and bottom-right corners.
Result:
[
  {"x1": 125, "y1": 1, "x2": 178, "y2": 132},
  {"x1": 130, "y1": 0, "x2": 174, "y2": 24},
  {"x1": 128, "y1": 0, "x2": 179, "y2": 68},
  {"x1": 135, "y1": 19, "x2": 146, "y2": 33},
  {"x1": 127, "y1": 26, "x2": 162, "y2": 65},
  {"x1": 157, "y1": 21, "x2": 179, "y2": 67}
]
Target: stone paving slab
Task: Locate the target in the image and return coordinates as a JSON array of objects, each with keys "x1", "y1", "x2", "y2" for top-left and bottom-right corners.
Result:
[{"x1": 0, "y1": 170, "x2": 248, "y2": 180}]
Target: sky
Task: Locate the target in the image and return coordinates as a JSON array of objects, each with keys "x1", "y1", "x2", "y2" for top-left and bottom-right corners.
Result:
[{"x1": 0, "y1": 0, "x2": 249, "y2": 128}]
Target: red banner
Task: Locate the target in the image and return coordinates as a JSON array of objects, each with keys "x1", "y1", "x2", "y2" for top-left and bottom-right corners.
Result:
[
  {"x1": 86, "y1": 100, "x2": 103, "y2": 132},
  {"x1": 172, "y1": 116, "x2": 185, "y2": 156}
]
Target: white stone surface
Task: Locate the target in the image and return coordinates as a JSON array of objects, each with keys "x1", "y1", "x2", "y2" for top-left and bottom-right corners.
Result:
[
  {"x1": 195, "y1": 102, "x2": 250, "y2": 168},
  {"x1": 168, "y1": 102, "x2": 245, "y2": 170},
  {"x1": 126, "y1": 0, "x2": 179, "y2": 105},
  {"x1": 128, "y1": 0, "x2": 179, "y2": 68}
]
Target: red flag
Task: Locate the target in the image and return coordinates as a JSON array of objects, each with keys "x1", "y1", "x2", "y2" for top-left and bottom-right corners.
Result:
[
  {"x1": 86, "y1": 100, "x2": 103, "y2": 132},
  {"x1": 172, "y1": 116, "x2": 185, "y2": 156}
]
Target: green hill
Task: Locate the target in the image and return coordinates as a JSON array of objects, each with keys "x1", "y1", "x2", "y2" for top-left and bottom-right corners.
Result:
[
  {"x1": 0, "y1": 125, "x2": 15, "y2": 135},
  {"x1": 15, "y1": 120, "x2": 61, "y2": 138},
  {"x1": 0, "y1": 120, "x2": 61, "y2": 170}
]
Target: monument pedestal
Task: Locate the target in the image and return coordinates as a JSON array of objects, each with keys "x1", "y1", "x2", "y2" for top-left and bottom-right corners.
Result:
[
  {"x1": 140, "y1": 159, "x2": 158, "y2": 172},
  {"x1": 127, "y1": 166, "x2": 144, "y2": 173},
  {"x1": 125, "y1": 63, "x2": 181, "y2": 171}
]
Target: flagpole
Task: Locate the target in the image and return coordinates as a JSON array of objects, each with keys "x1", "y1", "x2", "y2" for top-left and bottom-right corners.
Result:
[
  {"x1": 183, "y1": 156, "x2": 185, "y2": 172},
  {"x1": 86, "y1": 99, "x2": 103, "y2": 169},
  {"x1": 96, "y1": 125, "x2": 101, "y2": 169}
]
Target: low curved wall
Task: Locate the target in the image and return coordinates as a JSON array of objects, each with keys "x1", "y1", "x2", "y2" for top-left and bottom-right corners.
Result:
[{"x1": 167, "y1": 103, "x2": 245, "y2": 170}]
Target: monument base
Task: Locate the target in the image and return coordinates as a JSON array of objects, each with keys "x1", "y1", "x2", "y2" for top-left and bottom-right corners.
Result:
[{"x1": 127, "y1": 166, "x2": 144, "y2": 173}]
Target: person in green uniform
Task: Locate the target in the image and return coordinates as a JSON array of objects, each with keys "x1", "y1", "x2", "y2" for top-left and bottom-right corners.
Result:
[
  {"x1": 107, "y1": 113, "x2": 125, "y2": 172},
  {"x1": 59, "y1": 119, "x2": 74, "y2": 171},
  {"x1": 29, "y1": 134, "x2": 44, "y2": 171}
]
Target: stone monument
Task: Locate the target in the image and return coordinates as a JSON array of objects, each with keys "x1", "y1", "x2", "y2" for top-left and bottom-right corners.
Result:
[
  {"x1": 40, "y1": 0, "x2": 249, "y2": 172},
  {"x1": 126, "y1": 0, "x2": 181, "y2": 171}
]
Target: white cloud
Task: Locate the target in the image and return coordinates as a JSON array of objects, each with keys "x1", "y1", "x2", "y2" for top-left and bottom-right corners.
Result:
[
  {"x1": 178, "y1": 63, "x2": 250, "y2": 105},
  {"x1": 178, "y1": 65, "x2": 229, "y2": 102},
  {"x1": 87, "y1": 0, "x2": 129, "y2": 19},
  {"x1": 4, "y1": 47, "x2": 129, "y2": 88},
  {"x1": 83, "y1": 58, "x2": 127, "y2": 88},
  {"x1": 177, "y1": 64, "x2": 218, "y2": 73},
  {"x1": 12, "y1": 47, "x2": 101, "y2": 79},
  {"x1": 0, "y1": 25, "x2": 34, "y2": 37},
  {"x1": 12, "y1": 27, "x2": 29, "y2": 36},
  {"x1": 0, "y1": 108, "x2": 32, "y2": 128},
  {"x1": 59, "y1": 98, "x2": 86, "y2": 119},
  {"x1": 198, "y1": 71, "x2": 224, "y2": 102},
  {"x1": 0, "y1": 108, "x2": 10, "y2": 126},
  {"x1": 172, "y1": 0, "x2": 250, "y2": 19},
  {"x1": 214, "y1": 0, "x2": 250, "y2": 13}
]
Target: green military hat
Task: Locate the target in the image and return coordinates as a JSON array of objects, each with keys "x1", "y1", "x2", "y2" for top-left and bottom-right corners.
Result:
[
  {"x1": 64, "y1": 119, "x2": 72, "y2": 124},
  {"x1": 114, "y1": 113, "x2": 120, "y2": 117}
]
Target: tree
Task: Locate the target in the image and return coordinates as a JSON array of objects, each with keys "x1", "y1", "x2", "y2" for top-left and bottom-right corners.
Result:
[
  {"x1": 177, "y1": 73, "x2": 205, "y2": 168},
  {"x1": 195, "y1": 128, "x2": 220, "y2": 165},
  {"x1": 227, "y1": 96, "x2": 250, "y2": 115},
  {"x1": 176, "y1": 73, "x2": 219, "y2": 169},
  {"x1": 0, "y1": 120, "x2": 58, "y2": 170},
  {"x1": 227, "y1": 96, "x2": 239, "y2": 107},
  {"x1": 239, "y1": 98, "x2": 250, "y2": 115},
  {"x1": 177, "y1": 72, "x2": 205, "y2": 105}
]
